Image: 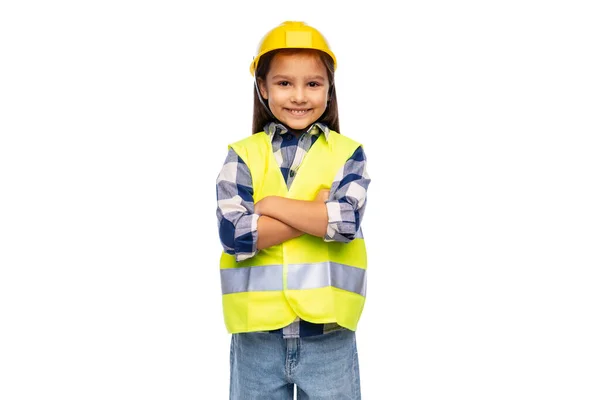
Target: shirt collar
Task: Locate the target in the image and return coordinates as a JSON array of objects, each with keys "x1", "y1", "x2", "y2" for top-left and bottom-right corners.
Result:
[{"x1": 264, "y1": 121, "x2": 330, "y2": 142}]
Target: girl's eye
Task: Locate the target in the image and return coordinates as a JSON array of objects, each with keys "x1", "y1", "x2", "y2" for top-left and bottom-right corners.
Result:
[
  {"x1": 278, "y1": 81, "x2": 290, "y2": 86},
  {"x1": 308, "y1": 82, "x2": 320, "y2": 87}
]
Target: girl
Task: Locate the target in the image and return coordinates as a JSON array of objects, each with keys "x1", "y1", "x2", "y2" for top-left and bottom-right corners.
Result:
[{"x1": 216, "y1": 21, "x2": 370, "y2": 399}]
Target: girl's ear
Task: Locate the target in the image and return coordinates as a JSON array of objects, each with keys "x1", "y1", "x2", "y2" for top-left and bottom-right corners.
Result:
[{"x1": 257, "y1": 78, "x2": 268, "y2": 100}]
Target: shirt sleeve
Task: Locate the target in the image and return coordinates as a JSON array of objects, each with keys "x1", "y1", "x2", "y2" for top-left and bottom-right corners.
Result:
[
  {"x1": 324, "y1": 145, "x2": 371, "y2": 243},
  {"x1": 216, "y1": 148, "x2": 259, "y2": 262}
]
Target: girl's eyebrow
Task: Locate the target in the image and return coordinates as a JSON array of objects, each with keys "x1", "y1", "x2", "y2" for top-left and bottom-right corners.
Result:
[
  {"x1": 271, "y1": 74, "x2": 292, "y2": 80},
  {"x1": 271, "y1": 74, "x2": 326, "y2": 81}
]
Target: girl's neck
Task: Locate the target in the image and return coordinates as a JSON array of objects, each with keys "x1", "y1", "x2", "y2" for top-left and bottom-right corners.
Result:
[{"x1": 287, "y1": 128, "x2": 304, "y2": 138}]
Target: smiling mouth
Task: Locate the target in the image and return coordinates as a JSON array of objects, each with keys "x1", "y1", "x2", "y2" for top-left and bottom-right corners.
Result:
[{"x1": 285, "y1": 108, "x2": 311, "y2": 116}]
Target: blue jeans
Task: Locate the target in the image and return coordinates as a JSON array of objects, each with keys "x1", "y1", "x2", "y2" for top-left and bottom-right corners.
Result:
[{"x1": 230, "y1": 329, "x2": 361, "y2": 399}]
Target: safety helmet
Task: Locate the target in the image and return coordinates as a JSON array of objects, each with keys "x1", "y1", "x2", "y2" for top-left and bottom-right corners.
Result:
[{"x1": 249, "y1": 21, "x2": 337, "y2": 76}]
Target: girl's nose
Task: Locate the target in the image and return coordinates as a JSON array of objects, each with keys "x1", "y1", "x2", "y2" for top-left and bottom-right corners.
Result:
[{"x1": 290, "y1": 87, "x2": 306, "y2": 103}]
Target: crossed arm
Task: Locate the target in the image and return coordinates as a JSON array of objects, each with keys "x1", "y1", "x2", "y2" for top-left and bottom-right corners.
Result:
[
  {"x1": 216, "y1": 146, "x2": 369, "y2": 262},
  {"x1": 255, "y1": 190, "x2": 330, "y2": 250}
]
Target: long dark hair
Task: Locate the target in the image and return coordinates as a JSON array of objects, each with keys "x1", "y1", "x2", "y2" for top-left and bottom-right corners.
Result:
[{"x1": 252, "y1": 48, "x2": 339, "y2": 134}]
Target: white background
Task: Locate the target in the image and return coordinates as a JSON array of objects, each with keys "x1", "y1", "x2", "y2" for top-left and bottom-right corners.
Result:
[{"x1": 1, "y1": 0, "x2": 599, "y2": 399}]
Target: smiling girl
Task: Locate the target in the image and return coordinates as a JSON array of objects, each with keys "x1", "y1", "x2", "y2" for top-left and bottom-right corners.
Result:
[{"x1": 216, "y1": 21, "x2": 371, "y2": 399}]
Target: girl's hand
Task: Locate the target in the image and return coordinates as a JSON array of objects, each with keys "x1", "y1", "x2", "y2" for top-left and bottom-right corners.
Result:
[
  {"x1": 314, "y1": 189, "x2": 330, "y2": 203},
  {"x1": 254, "y1": 197, "x2": 269, "y2": 215},
  {"x1": 254, "y1": 196, "x2": 276, "y2": 215}
]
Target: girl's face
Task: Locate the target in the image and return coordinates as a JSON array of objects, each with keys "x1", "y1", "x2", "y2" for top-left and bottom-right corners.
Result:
[{"x1": 259, "y1": 51, "x2": 330, "y2": 131}]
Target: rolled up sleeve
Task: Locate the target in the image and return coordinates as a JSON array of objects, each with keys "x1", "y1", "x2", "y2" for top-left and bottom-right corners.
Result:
[
  {"x1": 324, "y1": 146, "x2": 371, "y2": 243},
  {"x1": 216, "y1": 148, "x2": 259, "y2": 261}
]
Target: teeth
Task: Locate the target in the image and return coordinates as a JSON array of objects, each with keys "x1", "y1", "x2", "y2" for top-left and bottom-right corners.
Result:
[{"x1": 288, "y1": 109, "x2": 308, "y2": 115}]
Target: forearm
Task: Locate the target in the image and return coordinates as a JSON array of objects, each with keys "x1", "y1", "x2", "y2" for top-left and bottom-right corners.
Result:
[
  {"x1": 260, "y1": 196, "x2": 328, "y2": 238},
  {"x1": 256, "y1": 215, "x2": 304, "y2": 250}
]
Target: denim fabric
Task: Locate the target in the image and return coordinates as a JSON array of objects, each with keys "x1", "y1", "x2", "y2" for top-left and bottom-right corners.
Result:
[{"x1": 230, "y1": 329, "x2": 361, "y2": 399}]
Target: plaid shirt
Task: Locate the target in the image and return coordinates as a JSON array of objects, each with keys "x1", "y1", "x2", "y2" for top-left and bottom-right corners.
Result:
[{"x1": 216, "y1": 122, "x2": 370, "y2": 338}]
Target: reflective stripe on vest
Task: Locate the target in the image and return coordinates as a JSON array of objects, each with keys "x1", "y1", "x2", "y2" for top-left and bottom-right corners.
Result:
[
  {"x1": 287, "y1": 262, "x2": 366, "y2": 296},
  {"x1": 220, "y1": 262, "x2": 366, "y2": 296}
]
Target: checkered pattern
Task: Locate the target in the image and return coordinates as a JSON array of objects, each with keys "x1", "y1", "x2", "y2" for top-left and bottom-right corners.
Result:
[
  {"x1": 265, "y1": 121, "x2": 328, "y2": 188},
  {"x1": 216, "y1": 122, "x2": 370, "y2": 337}
]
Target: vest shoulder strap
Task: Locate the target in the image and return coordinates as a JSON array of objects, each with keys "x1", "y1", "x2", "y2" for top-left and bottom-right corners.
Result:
[
  {"x1": 228, "y1": 132, "x2": 269, "y2": 167},
  {"x1": 327, "y1": 130, "x2": 362, "y2": 156}
]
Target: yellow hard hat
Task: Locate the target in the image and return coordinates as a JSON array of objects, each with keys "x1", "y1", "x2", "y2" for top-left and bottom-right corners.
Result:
[{"x1": 250, "y1": 21, "x2": 337, "y2": 76}]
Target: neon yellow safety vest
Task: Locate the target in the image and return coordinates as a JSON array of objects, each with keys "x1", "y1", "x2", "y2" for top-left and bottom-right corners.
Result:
[{"x1": 220, "y1": 130, "x2": 367, "y2": 334}]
